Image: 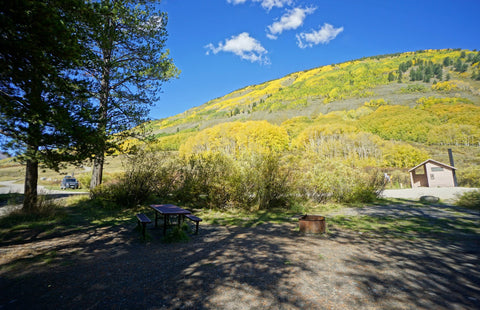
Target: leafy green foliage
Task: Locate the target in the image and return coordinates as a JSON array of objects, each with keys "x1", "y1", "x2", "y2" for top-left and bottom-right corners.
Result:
[
  {"x1": 456, "y1": 190, "x2": 480, "y2": 210},
  {"x1": 399, "y1": 84, "x2": 428, "y2": 93}
]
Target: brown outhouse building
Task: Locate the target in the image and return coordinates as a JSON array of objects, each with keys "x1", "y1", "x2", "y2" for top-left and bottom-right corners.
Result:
[{"x1": 409, "y1": 159, "x2": 457, "y2": 188}]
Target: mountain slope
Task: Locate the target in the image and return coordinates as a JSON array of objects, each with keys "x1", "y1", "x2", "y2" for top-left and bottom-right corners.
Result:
[{"x1": 149, "y1": 49, "x2": 480, "y2": 138}]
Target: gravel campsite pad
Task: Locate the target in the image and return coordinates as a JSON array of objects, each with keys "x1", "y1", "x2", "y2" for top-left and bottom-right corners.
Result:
[{"x1": 1, "y1": 204, "x2": 479, "y2": 309}]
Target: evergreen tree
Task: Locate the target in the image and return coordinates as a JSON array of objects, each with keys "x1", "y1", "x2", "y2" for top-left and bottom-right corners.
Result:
[
  {"x1": 473, "y1": 52, "x2": 480, "y2": 63},
  {"x1": 410, "y1": 68, "x2": 416, "y2": 81},
  {"x1": 0, "y1": 0, "x2": 97, "y2": 210},
  {"x1": 454, "y1": 58, "x2": 463, "y2": 71},
  {"x1": 85, "y1": 0, "x2": 179, "y2": 189},
  {"x1": 437, "y1": 71, "x2": 443, "y2": 81},
  {"x1": 388, "y1": 72, "x2": 395, "y2": 82},
  {"x1": 467, "y1": 53, "x2": 474, "y2": 63},
  {"x1": 443, "y1": 56, "x2": 452, "y2": 66}
]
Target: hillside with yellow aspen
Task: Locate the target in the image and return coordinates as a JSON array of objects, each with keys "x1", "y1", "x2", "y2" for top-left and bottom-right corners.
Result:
[
  {"x1": 149, "y1": 49, "x2": 480, "y2": 138},
  {"x1": 116, "y1": 49, "x2": 480, "y2": 202}
]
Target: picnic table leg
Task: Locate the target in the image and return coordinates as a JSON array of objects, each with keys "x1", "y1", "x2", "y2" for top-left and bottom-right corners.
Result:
[
  {"x1": 154, "y1": 212, "x2": 158, "y2": 228},
  {"x1": 163, "y1": 215, "x2": 167, "y2": 235},
  {"x1": 141, "y1": 222, "x2": 147, "y2": 239}
]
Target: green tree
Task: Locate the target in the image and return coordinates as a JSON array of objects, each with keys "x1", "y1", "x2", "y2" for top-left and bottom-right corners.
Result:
[
  {"x1": 388, "y1": 72, "x2": 395, "y2": 82},
  {"x1": 410, "y1": 68, "x2": 416, "y2": 81},
  {"x1": 454, "y1": 58, "x2": 464, "y2": 72},
  {"x1": 86, "y1": 0, "x2": 179, "y2": 189},
  {"x1": 443, "y1": 56, "x2": 452, "y2": 66},
  {"x1": 397, "y1": 70, "x2": 403, "y2": 83},
  {"x1": 0, "y1": 0, "x2": 97, "y2": 210}
]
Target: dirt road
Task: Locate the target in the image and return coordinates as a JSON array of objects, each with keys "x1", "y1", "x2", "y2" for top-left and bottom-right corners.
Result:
[{"x1": 0, "y1": 181, "x2": 88, "y2": 217}]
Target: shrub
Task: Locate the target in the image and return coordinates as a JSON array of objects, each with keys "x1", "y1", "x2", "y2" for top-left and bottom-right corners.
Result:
[
  {"x1": 250, "y1": 153, "x2": 297, "y2": 210},
  {"x1": 172, "y1": 152, "x2": 235, "y2": 209},
  {"x1": 457, "y1": 166, "x2": 480, "y2": 187},
  {"x1": 456, "y1": 190, "x2": 480, "y2": 210},
  {"x1": 400, "y1": 84, "x2": 428, "y2": 93},
  {"x1": 91, "y1": 151, "x2": 169, "y2": 208},
  {"x1": 297, "y1": 161, "x2": 385, "y2": 203},
  {"x1": 171, "y1": 151, "x2": 297, "y2": 210}
]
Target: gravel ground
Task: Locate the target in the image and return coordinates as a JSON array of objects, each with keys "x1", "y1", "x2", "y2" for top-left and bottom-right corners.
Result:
[
  {"x1": 1, "y1": 204, "x2": 479, "y2": 310},
  {"x1": 381, "y1": 187, "x2": 478, "y2": 203}
]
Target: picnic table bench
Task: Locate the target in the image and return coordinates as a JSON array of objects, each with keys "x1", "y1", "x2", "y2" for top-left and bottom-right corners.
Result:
[
  {"x1": 136, "y1": 213, "x2": 151, "y2": 239},
  {"x1": 185, "y1": 214, "x2": 202, "y2": 234}
]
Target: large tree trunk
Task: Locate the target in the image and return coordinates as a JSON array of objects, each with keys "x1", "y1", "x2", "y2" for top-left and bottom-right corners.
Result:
[
  {"x1": 24, "y1": 157, "x2": 38, "y2": 211},
  {"x1": 90, "y1": 154, "x2": 104, "y2": 190},
  {"x1": 90, "y1": 33, "x2": 111, "y2": 190}
]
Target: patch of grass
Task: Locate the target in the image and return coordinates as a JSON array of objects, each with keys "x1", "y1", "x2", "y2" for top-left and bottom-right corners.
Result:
[
  {"x1": 0, "y1": 193, "x2": 23, "y2": 206},
  {"x1": 328, "y1": 214, "x2": 480, "y2": 239},
  {"x1": 163, "y1": 223, "x2": 190, "y2": 243},
  {"x1": 195, "y1": 203, "x2": 347, "y2": 228},
  {"x1": 63, "y1": 196, "x2": 143, "y2": 227},
  {"x1": 41, "y1": 250, "x2": 58, "y2": 264},
  {"x1": 198, "y1": 208, "x2": 298, "y2": 227},
  {"x1": 0, "y1": 195, "x2": 143, "y2": 243},
  {"x1": 305, "y1": 202, "x2": 345, "y2": 214}
]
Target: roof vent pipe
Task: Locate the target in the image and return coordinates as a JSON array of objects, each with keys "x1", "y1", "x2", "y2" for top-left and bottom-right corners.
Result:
[{"x1": 448, "y1": 148, "x2": 458, "y2": 187}]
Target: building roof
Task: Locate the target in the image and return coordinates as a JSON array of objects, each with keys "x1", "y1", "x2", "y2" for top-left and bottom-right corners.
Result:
[{"x1": 408, "y1": 159, "x2": 457, "y2": 172}]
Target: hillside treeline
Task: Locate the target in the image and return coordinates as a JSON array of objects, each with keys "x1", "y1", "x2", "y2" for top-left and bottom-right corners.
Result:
[
  {"x1": 98, "y1": 99, "x2": 480, "y2": 210},
  {"x1": 150, "y1": 49, "x2": 480, "y2": 131},
  {"x1": 155, "y1": 98, "x2": 480, "y2": 154},
  {"x1": 93, "y1": 49, "x2": 480, "y2": 210}
]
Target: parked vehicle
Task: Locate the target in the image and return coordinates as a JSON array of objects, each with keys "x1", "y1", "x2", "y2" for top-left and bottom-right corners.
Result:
[{"x1": 60, "y1": 176, "x2": 79, "y2": 189}]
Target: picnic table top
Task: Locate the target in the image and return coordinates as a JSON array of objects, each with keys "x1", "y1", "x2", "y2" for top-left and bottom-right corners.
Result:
[{"x1": 149, "y1": 204, "x2": 191, "y2": 215}]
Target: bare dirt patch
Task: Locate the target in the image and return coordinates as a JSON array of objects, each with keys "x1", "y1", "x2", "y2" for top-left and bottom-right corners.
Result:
[{"x1": 1, "y1": 206, "x2": 479, "y2": 309}]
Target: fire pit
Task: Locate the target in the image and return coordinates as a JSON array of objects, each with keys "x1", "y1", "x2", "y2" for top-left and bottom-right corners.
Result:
[{"x1": 299, "y1": 215, "x2": 326, "y2": 234}]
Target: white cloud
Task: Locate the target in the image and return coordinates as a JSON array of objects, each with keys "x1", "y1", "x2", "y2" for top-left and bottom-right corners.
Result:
[
  {"x1": 227, "y1": 0, "x2": 292, "y2": 11},
  {"x1": 267, "y1": 7, "x2": 316, "y2": 40},
  {"x1": 296, "y1": 23, "x2": 344, "y2": 48},
  {"x1": 259, "y1": 0, "x2": 292, "y2": 10},
  {"x1": 227, "y1": 0, "x2": 248, "y2": 4},
  {"x1": 205, "y1": 32, "x2": 270, "y2": 64}
]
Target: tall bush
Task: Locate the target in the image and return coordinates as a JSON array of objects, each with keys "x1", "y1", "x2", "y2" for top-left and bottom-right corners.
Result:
[
  {"x1": 91, "y1": 151, "x2": 171, "y2": 207},
  {"x1": 456, "y1": 190, "x2": 480, "y2": 210},
  {"x1": 250, "y1": 153, "x2": 296, "y2": 209},
  {"x1": 172, "y1": 152, "x2": 237, "y2": 209},
  {"x1": 296, "y1": 160, "x2": 385, "y2": 203}
]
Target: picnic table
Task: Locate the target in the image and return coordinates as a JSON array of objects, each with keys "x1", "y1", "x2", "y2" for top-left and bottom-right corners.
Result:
[{"x1": 149, "y1": 204, "x2": 191, "y2": 235}]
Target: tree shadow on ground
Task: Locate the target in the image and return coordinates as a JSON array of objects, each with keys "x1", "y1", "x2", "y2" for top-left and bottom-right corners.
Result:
[
  {"x1": 0, "y1": 221, "x2": 325, "y2": 309},
  {"x1": 337, "y1": 220, "x2": 480, "y2": 309},
  {"x1": 1, "y1": 203, "x2": 479, "y2": 309}
]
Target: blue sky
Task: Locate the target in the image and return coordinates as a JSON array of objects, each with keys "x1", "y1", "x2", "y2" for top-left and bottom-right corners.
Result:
[{"x1": 151, "y1": 0, "x2": 480, "y2": 120}]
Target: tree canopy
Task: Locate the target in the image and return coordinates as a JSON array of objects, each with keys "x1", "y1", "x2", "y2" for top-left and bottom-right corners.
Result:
[
  {"x1": 0, "y1": 0, "x2": 98, "y2": 209},
  {"x1": 85, "y1": 0, "x2": 179, "y2": 189}
]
